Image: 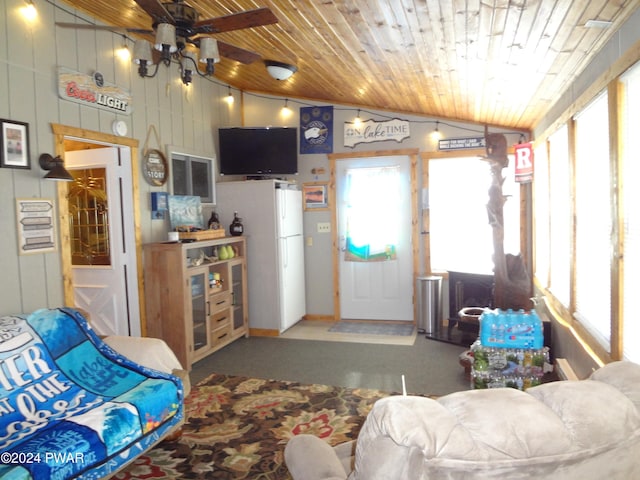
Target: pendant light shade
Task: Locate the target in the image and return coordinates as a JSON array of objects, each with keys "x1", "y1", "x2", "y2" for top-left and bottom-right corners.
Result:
[
  {"x1": 133, "y1": 39, "x2": 154, "y2": 65},
  {"x1": 155, "y1": 23, "x2": 178, "y2": 53},
  {"x1": 199, "y1": 38, "x2": 220, "y2": 63},
  {"x1": 199, "y1": 37, "x2": 220, "y2": 75}
]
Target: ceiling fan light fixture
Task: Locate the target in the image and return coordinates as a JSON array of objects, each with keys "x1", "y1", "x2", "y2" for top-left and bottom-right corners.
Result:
[
  {"x1": 199, "y1": 37, "x2": 220, "y2": 76},
  {"x1": 199, "y1": 38, "x2": 220, "y2": 63},
  {"x1": 133, "y1": 39, "x2": 154, "y2": 65},
  {"x1": 155, "y1": 23, "x2": 178, "y2": 53},
  {"x1": 133, "y1": 39, "x2": 156, "y2": 77},
  {"x1": 265, "y1": 60, "x2": 297, "y2": 80},
  {"x1": 181, "y1": 50, "x2": 197, "y2": 85}
]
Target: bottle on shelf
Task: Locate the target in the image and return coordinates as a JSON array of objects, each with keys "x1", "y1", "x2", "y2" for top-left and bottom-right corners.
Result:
[
  {"x1": 208, "y1": 210, "x2": 220, "y2": 230},
  {"x1": 229, "y1": 211, "x2": 244, "y2": 236}
]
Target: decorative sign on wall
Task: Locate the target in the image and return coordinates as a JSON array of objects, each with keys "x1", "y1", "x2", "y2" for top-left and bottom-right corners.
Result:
[
  {"x1": 344, "y1": 118, "x2": 410, "y2": 148},
  {"x1": 300, "y1": 106, "x2": 334, "y2": 154},
  {"x1": 15, "y1": 198, "x2": 56, "y2": 254},
  {"x1": 514, "y1": 142, "x2": 534, "y2": 183},
  {"x1": 438, "y1": 136, "x2": 486, "y2": 151},
  {"x1": 57, "y1": 68, "x2": 133, "y2": 115}
]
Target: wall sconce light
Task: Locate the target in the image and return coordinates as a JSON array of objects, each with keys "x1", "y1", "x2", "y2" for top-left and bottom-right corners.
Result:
[
  {"x1": 264, "y1": 60, "x2": 297, "y2": 80},
  {"x1": 353, "y1": 109, "x2": 362, "y2": 128},
  {"x1": 39, "y1": 154, "x2": 73, "y2": 181},
  {"x1": 116, "y1": 35, "x2": 131, "y2": 62},
  {"x1": 430, "y1": 121, "x2": 443, "y2": 142},
  {"x1": 281, "y1": 99, "x2": 293, "y2": 118},
  {"x1": 225, "y1": 86, "x2": 234, "y2": 105},
  {"x1": 21, "y1": 0, "x2": 37, "y2": 21}
]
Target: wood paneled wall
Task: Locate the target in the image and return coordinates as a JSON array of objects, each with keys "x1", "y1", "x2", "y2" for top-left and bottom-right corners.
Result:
[{"x1": 0, "y1": 0, "x2": 234, "y2": 314}]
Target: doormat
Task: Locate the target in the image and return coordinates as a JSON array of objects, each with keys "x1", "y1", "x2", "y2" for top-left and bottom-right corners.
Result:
[{"x1": 329, "y1": 321, "x2": 415, "y2": 336}]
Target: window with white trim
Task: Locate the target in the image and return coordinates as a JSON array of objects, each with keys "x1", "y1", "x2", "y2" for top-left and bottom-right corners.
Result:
[
  {"x1": 621, "y1": 65, "x2": 640, "y2": 363},
  {"x1": 429, "y1": 155, "x2": 520, "y2": 275},
  {"x1": 533, "y1": 142, "x2": 549, "y2": 286},
  {"x1": 573, "y1": 93, "x2": 611, "y2": 349},
  {"x1": 547, "y1": 126, "x2": 571, "y2": 306}
]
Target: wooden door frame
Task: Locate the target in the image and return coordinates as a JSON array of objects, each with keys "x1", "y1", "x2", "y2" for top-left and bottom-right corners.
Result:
[
  {"x1": 50, "y1": 123, "x2": 145, "y2": 334},
  {"x1": 328, "y1": 148, "x2": 420, "y2": 323}
]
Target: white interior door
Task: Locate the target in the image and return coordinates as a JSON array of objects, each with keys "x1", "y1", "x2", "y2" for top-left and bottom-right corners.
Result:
[
  {"x1": 65, "y1": 147, "x2": 140, "y2": 336},
  {"x1": 337, "y1": 155, "x2": 413, "y2": 321}
]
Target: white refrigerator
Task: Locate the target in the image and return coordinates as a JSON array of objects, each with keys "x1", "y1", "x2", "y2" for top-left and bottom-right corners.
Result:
[{"x1": 215, "y1": 180, "x2": 306, "y2": 333}]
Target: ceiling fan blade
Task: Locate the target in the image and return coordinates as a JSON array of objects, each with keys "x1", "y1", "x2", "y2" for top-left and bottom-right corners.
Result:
[
  {"x1": 56, "y1": 22, "x2": 153, "y2": 35},
  {"x1": 217, "y1": 41, "x2": 262, "y2": 64},
  {"x1": 133, "y1": 0, "x2": 174, "y2": 24},
  {"x1": 193, "y1": 7, "x2": 278, "y2": 34}
]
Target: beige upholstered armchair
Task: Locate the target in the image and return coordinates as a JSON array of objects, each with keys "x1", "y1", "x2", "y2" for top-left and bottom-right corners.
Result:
[{"x1": 285, "y1": 361, "x2": 640, "y2": 480}]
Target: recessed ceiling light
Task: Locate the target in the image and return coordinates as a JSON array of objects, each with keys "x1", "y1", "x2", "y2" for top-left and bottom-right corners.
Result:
[{"x1": 585, "y1": 19, "x2": 613, "y2": 28}]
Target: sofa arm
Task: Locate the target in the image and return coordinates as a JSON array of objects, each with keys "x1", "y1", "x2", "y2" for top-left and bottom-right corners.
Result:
[
  {"x1": 285, "y1": 434, "x2": 349, "y2": 480},
  {"x1": 172, "y1": 368, "x2": 191, "y2": 397},
  {"x1": 103, "y1": 335, "x2": 191, "y2": 396}
]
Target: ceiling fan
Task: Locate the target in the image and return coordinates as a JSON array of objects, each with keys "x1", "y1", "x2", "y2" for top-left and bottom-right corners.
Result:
[{"x1": 57, "y1": 0, "x2": 279, "y2": 80}]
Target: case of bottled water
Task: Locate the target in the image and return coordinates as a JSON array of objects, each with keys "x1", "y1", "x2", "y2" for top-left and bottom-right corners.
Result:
[
  {"x1": 479, "y1": 308, "x2": 544, "y2": 349},
  {"x1": 471, "y1": 309, "x2": 550, "y2": 390}
]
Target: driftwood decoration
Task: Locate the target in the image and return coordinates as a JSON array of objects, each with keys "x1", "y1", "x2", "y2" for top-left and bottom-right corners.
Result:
[{"x1": 483, "y1": 126, "x2": 533, "y2": 310}]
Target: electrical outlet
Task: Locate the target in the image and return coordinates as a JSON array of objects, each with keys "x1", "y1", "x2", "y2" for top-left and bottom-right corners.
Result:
[{"x1": 317, "y1": 222, "x2": 331, "y2": 233}]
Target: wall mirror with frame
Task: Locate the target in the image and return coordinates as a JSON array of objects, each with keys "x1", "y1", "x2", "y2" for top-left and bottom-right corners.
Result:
[{"x1": 167, "y1": 145, "x2": 216, "y2": 204}]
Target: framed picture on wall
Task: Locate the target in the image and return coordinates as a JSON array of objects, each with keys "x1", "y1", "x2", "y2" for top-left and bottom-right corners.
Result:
[
  {"x1": 1, "y1": 119, "x2": 30, "y2": 169},
  {"x1": 302, "y1": 182, "x2": 329, "y2": 210}
]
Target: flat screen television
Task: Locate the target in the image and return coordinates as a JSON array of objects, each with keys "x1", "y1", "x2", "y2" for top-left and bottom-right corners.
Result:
[{"x1": 218, "y1": 127, "x2": 298, "y2": 176}]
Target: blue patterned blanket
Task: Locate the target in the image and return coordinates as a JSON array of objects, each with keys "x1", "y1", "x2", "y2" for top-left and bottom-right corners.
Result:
[{"x1": 0, "y1": 308, "x2": 184, "y2": 479}]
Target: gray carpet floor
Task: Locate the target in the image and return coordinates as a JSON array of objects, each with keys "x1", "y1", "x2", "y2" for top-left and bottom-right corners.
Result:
[{"x1": 191, "y1": 335, "x2": 470, "y2": 396}]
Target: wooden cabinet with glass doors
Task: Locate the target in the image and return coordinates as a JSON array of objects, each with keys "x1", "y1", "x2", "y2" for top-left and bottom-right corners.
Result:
[{"x1": 143, "y1": 237, "x2": 248, "y2": 370}]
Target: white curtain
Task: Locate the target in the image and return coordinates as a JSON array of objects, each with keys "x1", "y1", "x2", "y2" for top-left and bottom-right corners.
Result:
[{"x1": 344, "y1": 165, "x2": 400, "y2": 261}]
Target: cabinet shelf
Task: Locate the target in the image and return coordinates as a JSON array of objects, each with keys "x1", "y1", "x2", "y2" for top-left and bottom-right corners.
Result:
[
  {"x1": 185, "y1": 257, "x2": 244, "y2": 270},
  {"x1": 193, "y1": 320, "x2": 206, "y2": 330}
]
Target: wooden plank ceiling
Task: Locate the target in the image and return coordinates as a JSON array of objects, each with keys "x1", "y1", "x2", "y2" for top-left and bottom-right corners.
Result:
[{"x1": 58, "y1": 0, "x2": 639, "y2": 130}]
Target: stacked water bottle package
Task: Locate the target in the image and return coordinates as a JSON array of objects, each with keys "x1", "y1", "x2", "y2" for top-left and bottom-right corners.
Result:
[{"x1": 471, "y1": 308, "x2": 551, "y2": 390}]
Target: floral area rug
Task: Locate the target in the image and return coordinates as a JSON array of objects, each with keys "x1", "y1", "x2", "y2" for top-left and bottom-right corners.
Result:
[{"x1": 110, "y1": 374, "x2": 395, "y2": 479}]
